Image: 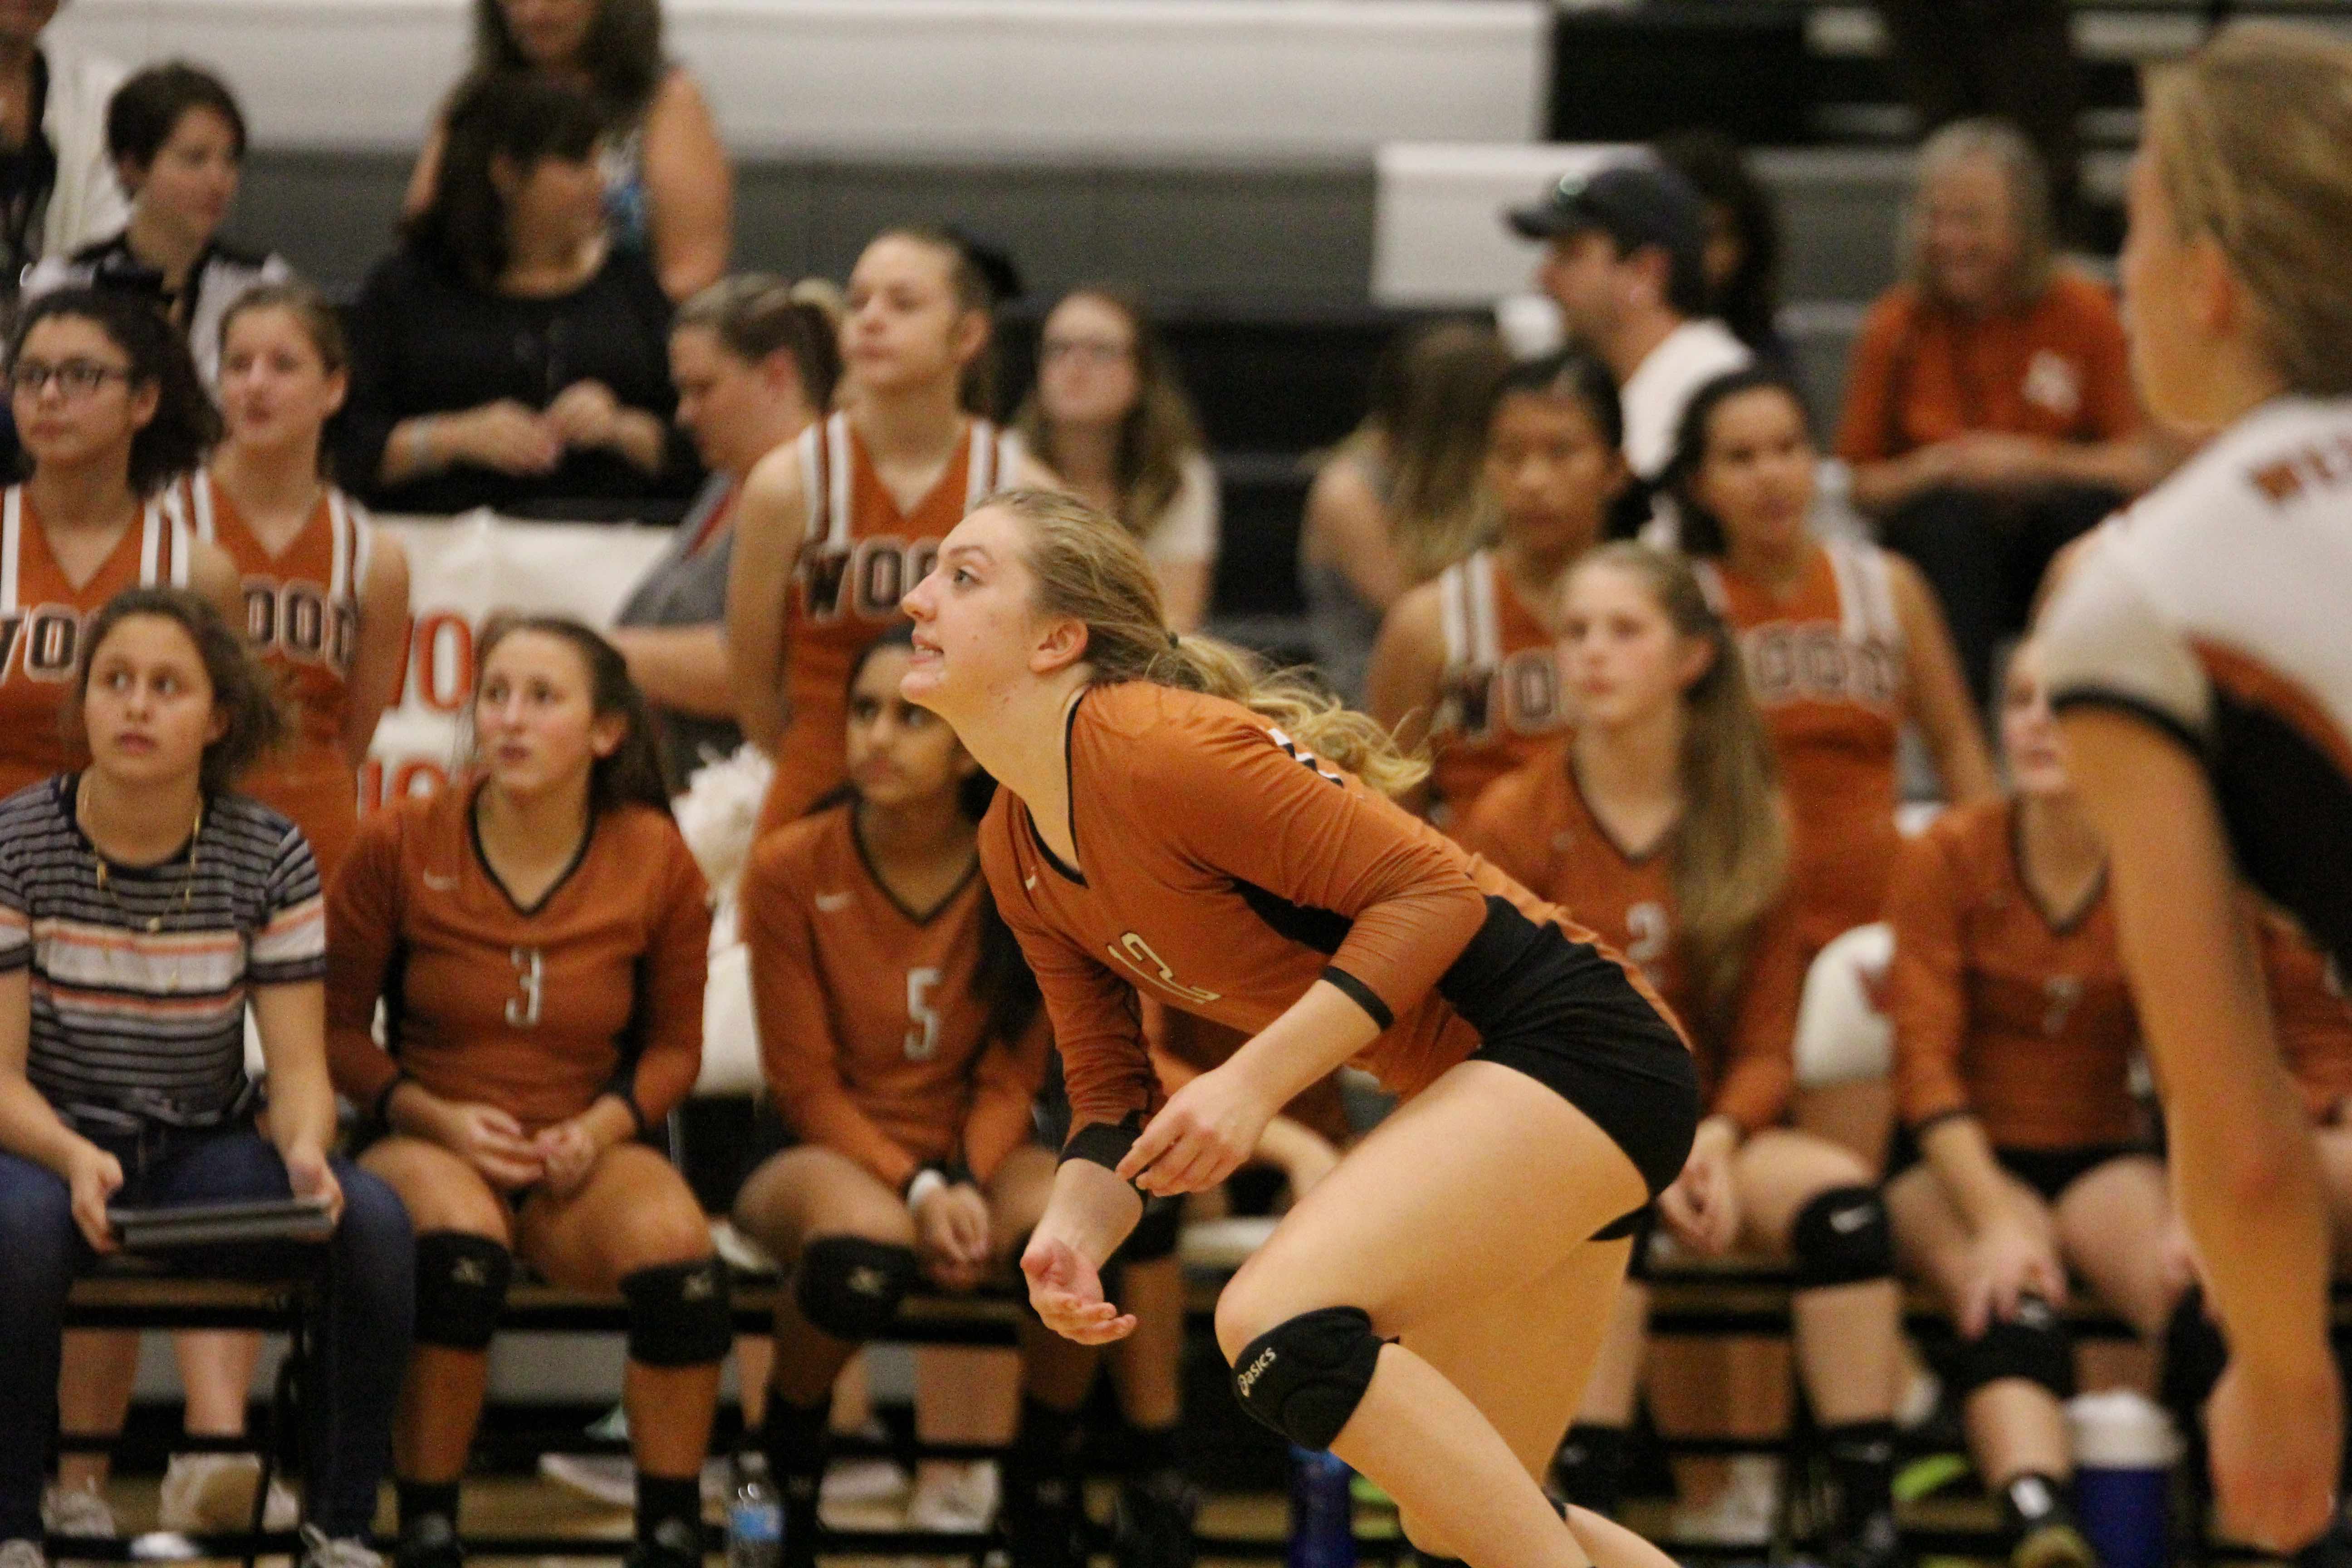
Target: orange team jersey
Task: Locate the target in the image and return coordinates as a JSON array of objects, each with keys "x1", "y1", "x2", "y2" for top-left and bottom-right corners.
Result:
[
  {"x1": 326, "y1": 780, "x2": 713, "y2": 1134},
  {"x1": 0, "y1": 487, "x2": 192, "y2": 799},
  {"x1": 979, "y1": 681, "x2": 1686, "y2": 1142},
  {"x1": 1884, "y1": 797, "x2": 2140, "y2": 1150},
  {"x1": 741, "y1": 802, "x2": 1051, "y2": 1190},
  {"x1": 180, "y1": 472, "x2": 373, "y2": 884},
  {"x1": 1145, "y1": 1001, "x2": 1354, "y2": 1147},
  {"x1": 2259, "y1": 908, "x2": 2352, "y2": 1124},
  {"x1": 1424, "y1": 548, "x2": 1569, "y2": 826},
  {"x1": 1457, "y1": 738, "x2": 1806, "y2": 1133},
  {"x1": 757, "y1": 413, "x2": 1024, "y2": 832},
  {"x1": 1697, "y1": 540, "x2": 1905, "y2": 955}
]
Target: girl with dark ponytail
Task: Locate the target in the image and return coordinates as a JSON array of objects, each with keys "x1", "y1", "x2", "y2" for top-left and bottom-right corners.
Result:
[
  {"x1": 730, "y1": 623, "x2": 1101, "y2": 1568},
  {"x1": 1457, "y1": 544, "x2": 1908, "y2": 1563},
  {"x1": 324, "y1": 614, "x2": 724, "y2": 1568}
]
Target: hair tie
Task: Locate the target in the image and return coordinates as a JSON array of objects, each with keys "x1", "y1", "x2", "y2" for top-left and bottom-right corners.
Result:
[{"x1": 1166, "y1": 629, "x2": 1181, "y2": 651}]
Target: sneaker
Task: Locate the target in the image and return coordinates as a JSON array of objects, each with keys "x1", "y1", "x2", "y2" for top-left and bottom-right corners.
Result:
[
  {"x1": 2012, "y1": 1519, "x2": 2097, "y2": 1568},
  {"x1": 538, "y1": 1455, "x2": 636, "y2": 1511},
  {"x1": 1112, "y1": 1471, "x2": 1196, "y2": 1568},
  {"x1": 1822, "y1": 1508, "x2": 1905, "y2": 1568},
  {"x1": 392, "y1": 1514, "x2": 464, "y2": 1568},
  {"x1": 160, "y1": 1454, "x2": 300, "y2": 1534},
  {"x1": 906, "y1": 1462, "x2": 999, "y2": 1535},
  {"x1": 998, "y1": 1464, "x2": 1084, "y2": 1568},
  {"x1": 1668, "y1": 1454, "x2": 1780, "y2": 1547},
  {"x1": 619, "y1": 1517, "x2": 701, "y2": 1568},
  {"x1": 40, "y1": 1484, "x2": 116, "y2": 1541},
  {"x1": 0, "y1": 1540, "x2": 47, "y2": 1568},
  {"x1": 299, "y1": 1527, "x2": 386, "y2": 1568}
]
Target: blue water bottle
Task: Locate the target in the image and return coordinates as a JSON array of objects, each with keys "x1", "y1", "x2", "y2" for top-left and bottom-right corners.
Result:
[{"x1": 1288, "y1": 1445, "x2": 1357, "y2": 1568}]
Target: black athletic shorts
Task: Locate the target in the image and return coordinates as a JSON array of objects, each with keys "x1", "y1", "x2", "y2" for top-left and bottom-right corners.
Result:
[{"x1": 1888, "y1": 1120, "x2": 2148, "y2": 1205}]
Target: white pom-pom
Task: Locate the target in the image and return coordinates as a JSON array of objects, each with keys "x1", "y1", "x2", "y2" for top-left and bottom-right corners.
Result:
[{"x1": 674, "y1": 744, "x2": 774, "y2": 907}]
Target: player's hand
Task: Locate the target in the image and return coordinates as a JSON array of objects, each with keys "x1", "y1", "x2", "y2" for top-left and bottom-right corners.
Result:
[
  {"x1": 915, "y1": 1182, "x2": 991, "y2": 1291},
  {"x1": 1658, "y1": 1120, "x2": 1740, "y2": 1255},
  {"x1": 545, "y1": 380, "x2": 623, "y2": 451},
  {"x1": 441, "y1": 1102, "x2": 547, "y2": 1191},
  {"x1": 67, "y1": 1141, "x2": 124, "y2": 1254},
  {"x1": 534, "y1": 1118, "x2": 601, "y2": 1197},
  {"x1": 2207, "y1": 1357, "x2": 2341, "y2": 1551},
  {"x1": 1118, "y1": 1064, "x2": 1274, "y2": 1196},
  {"x1": 1946, "y1": 431, "x2": 2053, "y2": 488},
  {"x1": 1021, "y1": 1233, "x2": 1135, "y2": 1344},
  {"x1": 451, "y1": 400, "x2": 561, "y2": 474},
  {"x1": 1960, "y1": 1214, "x2": 2067, "y2": 1339},
  {"x1": 280, "y1": 1142, "x2": 345, "y2": 1227}
]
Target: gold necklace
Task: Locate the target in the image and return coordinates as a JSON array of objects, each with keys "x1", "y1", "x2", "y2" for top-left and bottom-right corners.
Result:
[{"x1": 81, "y1": 786, "x2": 204, "y2": 988}]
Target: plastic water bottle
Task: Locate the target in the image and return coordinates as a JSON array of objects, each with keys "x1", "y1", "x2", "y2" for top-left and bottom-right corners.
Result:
[
  {"x1": 1287, "y1": 1445, "x2": 1356, "y2": 1568},
  {"x1": 728, "y1": 1451, "x2": 784, "y2": 1568}
]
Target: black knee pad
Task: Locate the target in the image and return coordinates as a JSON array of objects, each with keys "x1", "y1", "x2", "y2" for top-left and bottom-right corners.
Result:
[
  {"x1": 1953, "y1": 1294, "x2": 2075, "y2": 1401},
  {"x1": 1113, "y1": 1196, "x2": 1182, "y2": 1266},
  {"x1": 1230, "y1": 1306, "x2": 1386, "y2": 1451},
  {"x1": 621, "y1": 1257, "x2": 733, "y2": 1367},
  {"x1": 1789, "y1": 1185, "x2": 1893, "y2": 1290},
  {"x1": 793, "y1": 1236, "x2": 918, "y2": 1342},
  {"x1": 2159, "y1": 1286, "x2": 2230, "y2": 1424},
  {"x1": 413, "y1": 1231, "x2": 512, "y2": 1351}
]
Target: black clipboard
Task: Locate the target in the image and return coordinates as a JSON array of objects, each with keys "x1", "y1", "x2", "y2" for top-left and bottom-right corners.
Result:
[{"x1": 108, "y1": 1196, "x2": 335, "y2": 1252}]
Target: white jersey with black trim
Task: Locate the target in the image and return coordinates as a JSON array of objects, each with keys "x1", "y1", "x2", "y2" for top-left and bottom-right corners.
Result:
[{"x1": 2040, "y1": 396, "x2": 2352, "y2": 969}]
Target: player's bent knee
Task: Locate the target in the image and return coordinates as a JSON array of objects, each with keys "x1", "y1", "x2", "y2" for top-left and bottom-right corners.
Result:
[
  {"x1": 1228, "y1": 1305, "x2": 1386, "y2": 1451},
  {"x1": 621, "y1": 1257, "x2": 733, "y2": 1367},
  {"x1": 413, "y1": 1230, "x2": 513, "y2": 1352},
  {"x1": 1953, "y1": 1294, "x2": 2074, "y2": 1400},
  {"x1": 1789, "y1": 1185, "x2": 1893, "y2": 1289},
  {"x1": 793, "y1": 1235, "x2": 919, "y2": 1342}
]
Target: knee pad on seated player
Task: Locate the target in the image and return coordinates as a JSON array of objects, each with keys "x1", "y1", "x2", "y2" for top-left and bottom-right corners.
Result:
[
  {"x1": 1789, "y1": 1185, "x2": 1892, "y2": 1289},
  {"x1": 1953, "y1": 1294, "x2": 2074, "y2": 1400},
  {"x1": 1230, "y1": 1306, "x2": 1386, "y2": 1451},
  {"x1": 793, "y1": 1236, "x2": 919, "y2": 1342},
  {"x1": 621, "y1": 1257, "x2": 732, "y2": 1367},
  {"x1": 413, "y1": 1231, "x2": 513, "y2": 1351},
  {"x1": 2158, "y1": 1285, "x2": 2230, "y2": 1421}
]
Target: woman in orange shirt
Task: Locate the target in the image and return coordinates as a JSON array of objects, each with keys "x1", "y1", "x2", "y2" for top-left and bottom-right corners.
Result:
[
  {"x1": 1368, "y1": 348, "x2": 1625, "y2": 828},
  {"x1": 327, "y1": 618, "x2": 721, "y2": 1568},
  {"x1": 730, "y1": 625, "x2": 1099, "y2": 1568},
  {"x1": 1459, "y1": 544, "x2": 1903, "y2": 1566},
  {"x1": 900, "y1": 487, "x2": 1698, "y2": 1568}
]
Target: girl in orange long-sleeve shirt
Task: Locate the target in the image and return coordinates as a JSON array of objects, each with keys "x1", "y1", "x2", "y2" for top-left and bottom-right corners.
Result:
[
  {"x1": 1458, "y1": 544, "x2": 1905, "y2": 1564},
  {"x1": 730, "y1": 625, "x2": 1103, "y2": 1567},
  {"x1": 328, "y1": 617, "x2": 720, "y2": 1568},
  {"x1": 899, "y1": 487, "x2": 1699, "y2": 1568}
]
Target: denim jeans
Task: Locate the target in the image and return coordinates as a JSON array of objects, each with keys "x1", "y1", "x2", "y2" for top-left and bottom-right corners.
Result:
[{"x1": 0, "y1": 1123, "x2": 414, "y2": 1541}]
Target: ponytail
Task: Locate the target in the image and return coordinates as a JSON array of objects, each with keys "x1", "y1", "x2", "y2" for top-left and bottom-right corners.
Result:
[{"x1": 990, "y1": 486, "x2": 1429, "y2": 799}]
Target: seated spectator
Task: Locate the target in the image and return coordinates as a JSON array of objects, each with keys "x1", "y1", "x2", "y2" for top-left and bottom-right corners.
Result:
[
  {"x1": 326, "y1": 617, "x2": 721, "y2": 1568},
  {"x1": 1013, "y1": 289, "x2": 1219, "y2": 632},
  {"x1": 1458, "y1": 545, "x2": 1903, "y2": 1568},
  {"x1": 1507, "y1": 158, "x2": 1751, "y2": 530},
  {"x1": 1297, "y1": 318, "x2": 1508, "y2": 706},
  {"x1": 1880, "y1": 643, "x2": 2180, "y2": 1568},
  {"x1": 1367, "y1": 348, "x2": 1625, "y2": 825},
  {"x1": 615, "y1": 273, "x2": 839, "y2": 789},
  {"x1": 24, "y1": 63, "x2": 288, "y2": 393},
  {"x1": 0, "y1": 0, "x2": 127, "y2": 298},
  {"x1": 1838, "y1": 118, "x2": 2161, "y2": 707},
  {"x1": 0, "y1": 587, "x2": 413, "y2": 1568},
  {"x1": 1656, "y1": 129, "x2": 1790, "y2": 373},
  {"x1": 407, "y1": 0, "x2": 731, "y2": 300},
  {"x1": 340, "y1": 72, "x2": 699, "y2": 519}
]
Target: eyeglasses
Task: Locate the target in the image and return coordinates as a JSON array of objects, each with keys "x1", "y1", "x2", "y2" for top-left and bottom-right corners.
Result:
[
  {"x1": 1039, "y1": 338, "x2": 1132, "y2": 366},
  {"x1": 9, "y1": 358, "x2": 134, "y2": 399}
]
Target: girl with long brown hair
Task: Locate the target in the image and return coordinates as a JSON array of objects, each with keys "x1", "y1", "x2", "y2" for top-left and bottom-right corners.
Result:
[
  {"x1": 1457, "y1": 545, "x2": 1905, "y2": 1568},
  {"x1": 899, "y1": 485, "x2": 1698, "y2": 1568}
]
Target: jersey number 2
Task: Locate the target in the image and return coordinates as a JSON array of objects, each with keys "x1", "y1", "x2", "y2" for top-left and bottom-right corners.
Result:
[
  {"x1": 507, "y1": 947, "x2": 544, "y2": 1028},
  {"x1": 905, "y1": 968, "x2": 942, "y2": 1061}
]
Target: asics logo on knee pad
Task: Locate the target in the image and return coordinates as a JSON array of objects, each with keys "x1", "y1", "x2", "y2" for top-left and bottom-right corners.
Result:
[
  {"x1": 2014, "y1": 1296, "x2": 2057, "y2": 1330},
  {"x1": 848, "y1": 1266, "x2": 892, "y2": 1298},
  {"x1": 1828, "y1": 1203, "x2": 1875, "y2": 1233},
  {"x1": 449, "y1": 1255, "x2": 491, "y2": 1286},
  {"x1": 1236, "y1": 1347, "x2": 1277, "y2": 1397},
  {"x1": 680, "y1": 1268, "x2": 718, "y2": 1301}
]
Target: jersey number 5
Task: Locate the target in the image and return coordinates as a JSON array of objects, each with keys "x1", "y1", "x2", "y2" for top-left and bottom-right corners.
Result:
[
  {"x1": 905, "y1": 968, "x2": 942, "y2": 1061},
  {"x1": 507, "y1": 947, "x2": 544, "y2": 1028}
]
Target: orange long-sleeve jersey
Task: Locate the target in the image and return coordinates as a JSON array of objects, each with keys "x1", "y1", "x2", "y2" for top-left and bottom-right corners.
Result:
[
  {"x1": 978, "y1": 682, "x2": 1684, "y2": 1145},
  {"x1": 743, "y1": 802, "x2": 1049, "y2": 1189},
  {"x1": 1145, "y1": 1001, "x2": 1355, "y2": 1147},
  {"x1": 1885, "y1": 797, "x2": 2140, "y2": 1149},
  {"x1": 327, "y1": 782, "x2": 712, "y2": 1132},
  {"x1": 1456, "y1": 740, "x2": 1804, "y2": 1133}
]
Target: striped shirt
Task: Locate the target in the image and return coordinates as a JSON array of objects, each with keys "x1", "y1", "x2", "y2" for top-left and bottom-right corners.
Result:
[{"x1": 0, "y1": 776, "x2": 325, "y2": 1132}]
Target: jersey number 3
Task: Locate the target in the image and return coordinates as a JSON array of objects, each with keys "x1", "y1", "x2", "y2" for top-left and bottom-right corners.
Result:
[{"x1": 507, "y1": 947, "x2": 545, "y2": 1028}]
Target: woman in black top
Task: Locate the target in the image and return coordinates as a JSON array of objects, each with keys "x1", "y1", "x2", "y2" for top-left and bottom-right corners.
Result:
[{"x1": 338, "y1": 72, "x2": 697, "y2": 520}]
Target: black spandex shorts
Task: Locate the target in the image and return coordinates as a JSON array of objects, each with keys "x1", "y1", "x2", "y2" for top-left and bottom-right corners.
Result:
[
  {"x1": 1446, "y1": 901, "x2": 1700, "y2": 1212},
  {"x1": 1888, "y1": 1122, "x2": 2148, "y2": 1205}
]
